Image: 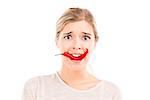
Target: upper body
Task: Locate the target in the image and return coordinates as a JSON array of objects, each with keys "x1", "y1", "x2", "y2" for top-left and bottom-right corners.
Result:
[
  {"x1": 22, "y1": 8, "x2": 121, "y2": 100},
  {"x1": 22, "y1": 72, "x2": 121, "y2": 100}
]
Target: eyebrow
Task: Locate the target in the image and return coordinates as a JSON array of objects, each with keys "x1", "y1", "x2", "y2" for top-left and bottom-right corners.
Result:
[
  {"x1": 82, "y1": 32, "x2": 92, "y2": 35},
  {"x1": 63, "y1": 31, "x2": 91, "y2": 36},
  {"x1": 63, "y1": 31, "x2": 72, "y2": 35}
]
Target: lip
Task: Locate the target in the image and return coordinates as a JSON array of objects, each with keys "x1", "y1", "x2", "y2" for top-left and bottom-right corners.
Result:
[{"x1": 63, "y1": 49, "x2": 88, "y2": 61}]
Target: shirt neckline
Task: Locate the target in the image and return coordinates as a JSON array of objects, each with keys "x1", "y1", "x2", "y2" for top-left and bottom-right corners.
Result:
[{"x1": 55, "y1": 71, "x2": 103, "y2": 93}]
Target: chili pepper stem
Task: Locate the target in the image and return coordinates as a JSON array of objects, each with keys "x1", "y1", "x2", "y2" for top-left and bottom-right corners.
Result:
[{"x1": 54, "y1": 53, "x2": 63, "y2": 56}]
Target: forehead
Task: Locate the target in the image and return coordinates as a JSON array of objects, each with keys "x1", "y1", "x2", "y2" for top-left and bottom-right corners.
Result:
[{"x1": 61, "y1": 20, "x2": 94, "y2": 35}]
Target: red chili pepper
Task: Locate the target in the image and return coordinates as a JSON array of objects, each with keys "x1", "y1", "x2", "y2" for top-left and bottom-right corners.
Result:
[{"x1": 63, "y1": 49, "x2": 88, "y2": 60}]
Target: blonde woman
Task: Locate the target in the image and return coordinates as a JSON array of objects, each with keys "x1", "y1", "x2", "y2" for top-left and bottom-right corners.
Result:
[{"x1": 22, "y1": 8, "x2": 121, "y2": 100}]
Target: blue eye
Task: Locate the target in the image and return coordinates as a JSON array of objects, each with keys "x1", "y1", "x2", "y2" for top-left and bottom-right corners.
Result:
[
  {"x1": 82, "y1": 35, "x2": 91, "y2": 41},
  {"x1": 64, "y1": 35, "x2": 72, "y2": 40}
]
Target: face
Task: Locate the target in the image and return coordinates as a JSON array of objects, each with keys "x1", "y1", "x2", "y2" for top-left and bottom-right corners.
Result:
[{"x1": 57, "y1": 20, "x2": 96, "y2": 71}]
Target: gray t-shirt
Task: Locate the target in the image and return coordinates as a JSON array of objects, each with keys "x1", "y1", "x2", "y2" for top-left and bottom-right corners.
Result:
[{"x1": 22, "y1": 72, "x2": 121, "y2": 100}]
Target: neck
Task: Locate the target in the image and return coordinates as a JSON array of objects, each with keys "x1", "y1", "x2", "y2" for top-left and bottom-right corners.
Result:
[{"x1": 58, "y1": 65, "x2": 96, "y2": 85}]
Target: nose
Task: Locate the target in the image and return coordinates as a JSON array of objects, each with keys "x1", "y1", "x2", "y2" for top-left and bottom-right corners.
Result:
[{"x1": 72, "y1": 39, "x2": 81, "y2": 50}]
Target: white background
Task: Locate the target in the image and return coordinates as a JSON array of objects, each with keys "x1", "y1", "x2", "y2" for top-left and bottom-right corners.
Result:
[{"x1": 0, "y1": 0, "x2": 150, "y2": 100}]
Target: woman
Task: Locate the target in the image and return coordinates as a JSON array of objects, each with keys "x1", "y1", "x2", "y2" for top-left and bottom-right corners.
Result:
[{"x1": 22, "y1": 8, "x2": 121, "y2": 100}]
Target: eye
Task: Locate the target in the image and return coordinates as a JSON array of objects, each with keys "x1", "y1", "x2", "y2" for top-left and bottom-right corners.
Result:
[
  {"x1": 64, "y1": 35, "x2": 72, "y2": 40},
  {"x1": 82, "y1": 35, "x2": 91, "y2": 41}
]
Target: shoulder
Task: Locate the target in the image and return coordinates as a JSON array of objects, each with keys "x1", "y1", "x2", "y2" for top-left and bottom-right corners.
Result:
[
  {"x1": 101, "y1": 80, "x2": 122, "y2": 100},
  {"x1": 24, "y1": 73, "x2": 57, "y2": 89},
  {"x1": 22, "y1": 73, "x2": 58, "y2": 99},
  {"x1": 102, "y1": 80, "x2": 120, "y2": 92}
]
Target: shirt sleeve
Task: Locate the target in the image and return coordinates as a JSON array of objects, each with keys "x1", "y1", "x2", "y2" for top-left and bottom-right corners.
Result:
[
  {"x1": 112, "y1": 85, "x2": 122, "y2": 100},
  {"x1": 103, "y1": 81, "x2": 122, "y2": 100},
  {"x1": 22, "y1": 77, "x2": 39, "y2": 100}
]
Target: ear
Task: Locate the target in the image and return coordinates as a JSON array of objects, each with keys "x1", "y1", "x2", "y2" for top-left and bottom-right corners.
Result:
[
  {"x1": 56, "y1": 41, "x2": 59, "y2": 48},
  {"x1": 94, "y1": 40, "x2": 97, "y2": 48},
  {"x1": 56, "y1": 39, "x2": 60, "y2": 49},
  {"x1": 95, "y1": 36, "x2": 99, "y2": 47}
]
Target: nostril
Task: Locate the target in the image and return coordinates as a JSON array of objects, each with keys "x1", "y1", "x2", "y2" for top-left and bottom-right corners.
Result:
[{"x1": 73, "y1": 47, "x2": 81, "y2": 50}]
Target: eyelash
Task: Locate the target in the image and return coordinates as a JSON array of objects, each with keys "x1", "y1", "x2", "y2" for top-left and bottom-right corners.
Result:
[
  {"x1": 64, "y1": 35, "x2": 72, "y2": 40},
  {"x1": 82, "y1": 35, "x2": 91, "y2": 40},
  {"x1": 63, "y1": 35, "x2": 91, "y2": 40}
]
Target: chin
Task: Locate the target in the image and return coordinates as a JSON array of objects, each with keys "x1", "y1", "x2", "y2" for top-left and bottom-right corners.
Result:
[
  {"x1": 68, "y1": 60, "x2": 88, "y2": 71},
  {"x1": 62, "y1": 56, "x2": 89, "y2": 71},
  {"x1": 68, "y1": 65, "x2": 86, "y2": 72}
]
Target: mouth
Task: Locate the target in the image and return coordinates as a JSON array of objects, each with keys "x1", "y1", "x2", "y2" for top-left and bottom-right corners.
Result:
[
  {"x1": 71, "y1": 53, "x2": 82, "y2": 57},
  {"x1": 63, "y1": 49, "x2": 88, "y2": 61}
]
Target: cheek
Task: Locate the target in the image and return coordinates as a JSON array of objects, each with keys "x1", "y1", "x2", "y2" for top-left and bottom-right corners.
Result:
[
  {"x1": 86, "y1": 41, "x2": 95, "y2": 53},
  {"x1": 86, "y1": 40, "x2": 95, "y2": 48},
  {"x1": 58, "y1": 40, "x2": 73, "y2": 51}
]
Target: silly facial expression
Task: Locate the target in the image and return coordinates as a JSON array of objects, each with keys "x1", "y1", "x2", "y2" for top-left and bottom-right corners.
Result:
[{"x1": 57, "y1": 20, "x2": 96, "y2": 70}]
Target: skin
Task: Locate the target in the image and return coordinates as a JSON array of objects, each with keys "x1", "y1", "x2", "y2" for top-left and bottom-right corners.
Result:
[{"x1": 56, "y1": 20, "x2": 100, "y2": 90}]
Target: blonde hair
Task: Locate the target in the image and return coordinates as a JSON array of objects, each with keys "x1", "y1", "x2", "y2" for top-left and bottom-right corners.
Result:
[{"x1": 56, "y1": 8, "x2": 99, "y2": 42}]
